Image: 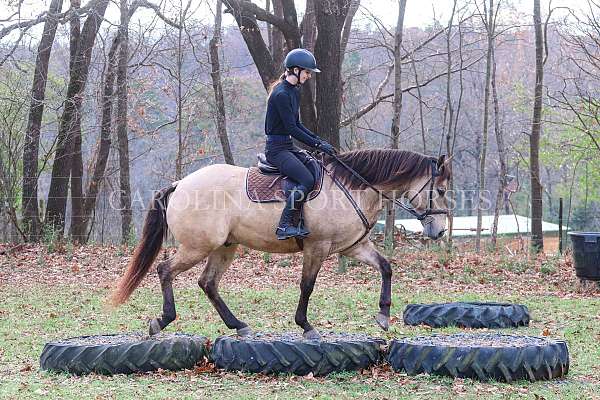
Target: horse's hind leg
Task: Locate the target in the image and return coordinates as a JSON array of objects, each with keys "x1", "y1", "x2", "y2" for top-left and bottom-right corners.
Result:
[
  {"x1": 198, "y1": 244, "x2": 251, "y2": 336},
  {"x1": 149, "y1": 246, "x2": 208, "y2": 335}
]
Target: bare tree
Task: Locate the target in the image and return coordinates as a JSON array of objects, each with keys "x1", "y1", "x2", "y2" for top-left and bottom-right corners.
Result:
[
  {"x1": 390, "y1": 0, "x2": 407, "y2": 150},
  {"x1": 45, "y1": 0, "x2": 110, "y2": 235},
  {"x1": 21, "y1": 0, "x2": 64, "y2": 241},
  {"x1": 530, "y1": 0, "x2": 544, "y2": 252},
  {"x1": 314, "y1": 0, "x2": 350, "y2": 147},
  {"x1": 80, "y1": 34, "x2": 121, "y2": 243},
  {"x1": 476, "y1": 0, "x2": 497, "y2": 252},
  {"x1": 0, "y1": 68, "x2": 29, "y2": 242},
  {"x1": 490, "y1": 44, "x2": 508, "y2": 248},
  {"x1": 384, "y1": 0, "x2": 407, "y2": 249},
  {"x1": 222, "y1": 0, "x2": 354, "y2": 145},
  {"x1": 116, "y1": 0, "x2": 132, "y2": 243},
  {"x1": 443, "y1": 0, "x2": 458, "y2": 246},
  {"x1": 210, "y1": 0, "x2": 235, "y2": 165},
  {"x1": 69, "y1": 0, "x2": 86, "y2": 242}
]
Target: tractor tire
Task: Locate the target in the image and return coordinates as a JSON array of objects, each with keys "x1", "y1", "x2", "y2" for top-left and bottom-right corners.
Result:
[
  {"x1": 387, "y1": 333, "x2": 569, "y2": 382},
  {"x1": 211, "y1": 332, "x2": 385, "y2": 376},
  {"x1": 403, "y1": 302, "x2": 530, "y2": 328},
  {"x1": 40, "y1": 333, "x2": 208, "y2": 375}
]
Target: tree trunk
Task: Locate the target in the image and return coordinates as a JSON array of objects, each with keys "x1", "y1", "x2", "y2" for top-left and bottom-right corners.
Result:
[
  {"x1": 266, "y1": 0, "x2": 273, "y2": 53},
  {"x1": 411, "y1": 56, "x2": 426, "y2": 153},
  {"x1": 222, "y1": 0, "x2": 351, "y2": 145},
  {"x1": 476, "y1": 0, "x2": 494, "y2": 252},
  {"x1": 384, "y1": 0, "x2": 407, "y2": 249},
  {"x1": 390, "y1": 0, "x2": 407, "y2": 149},
  {"x1": 448, "y1": 17, "x2": 465, "y2": 245},
  {"x1": 45, "y1": 0, "x2": 110, "y2": 235},
  {"x1": 80, "y1": 34, "x2": 120, "y2": 243},
  {"x1": 22, "y1": 0, "x2": 63, "y2": 241},
  {"x1": 335, "y1": 0, "x2": 360, "y2": 144},
  {"x1": 271, "y1": 0, "x2": 285, "y2": 67},
  {"x1": 175, "y1": 5, "x2": 184, "y2": 180},
  {"x1": 223, "y1": 0, "x2": 278, "y2": 89},
  {"x1": 340, "y1": 0, "x2": 360, "y2": 61},
  {"x1": 443, "y1": 1, "x2": 457, "y2": 247},
  {"x1": 116, "y1": 0, "x2": 132, "y2": 244},
  {"x1": 530, "y1": 0, "x2": 544, "y2": 253},
  {"x1": 314, "y1": 0, "x2": 350, "y2": 147},
  {"x1": 299, "y1": 0, "x2": 317, "y2": 133},
  {"x1": 491, "y1": 47, "x2": 507, "y2": 249},
  {"x1": 210, "y1": 0, "x2": 235, "y2": 165},
  {"x1": 69, "y1": 0, "x2": 86, "y2": 243}
]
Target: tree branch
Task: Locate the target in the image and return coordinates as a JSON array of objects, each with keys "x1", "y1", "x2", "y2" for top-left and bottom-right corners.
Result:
[{"x1": 340, "y1": 56, "x2": 482, "y2": 127}]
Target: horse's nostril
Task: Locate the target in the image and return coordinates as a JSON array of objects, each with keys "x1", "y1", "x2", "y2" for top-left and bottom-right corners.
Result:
[{"x1": 437, "y1": 230, "x2": 446, "y2": 239}]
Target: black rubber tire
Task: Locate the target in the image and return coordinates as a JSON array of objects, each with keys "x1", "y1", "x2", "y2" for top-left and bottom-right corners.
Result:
[
  {"x1": 387, "y1": 333, "x2": 569, "y2": 382},
  {"x1": 403, "y1": 302, "x2": 530, "y2": 328},
  {"x1": 211, "y1": 333, "x2": 385, "y2": 376},
  {"x1": 40, "y1": 333, "x2": 208, "y2": 375}
]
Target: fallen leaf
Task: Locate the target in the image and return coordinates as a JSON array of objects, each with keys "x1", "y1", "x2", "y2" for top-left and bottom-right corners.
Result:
[
  {"x1": 20, "y1": 364, "x2": 32, "y2": 372},
  {"x1": 542, "y1": 328, "x2": 551, "y2": 336}
]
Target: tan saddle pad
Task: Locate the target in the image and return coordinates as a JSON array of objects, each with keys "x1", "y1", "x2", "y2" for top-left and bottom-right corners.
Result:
[{"x1": 245, "y1": 167, "x2": 324, "y2": 203}]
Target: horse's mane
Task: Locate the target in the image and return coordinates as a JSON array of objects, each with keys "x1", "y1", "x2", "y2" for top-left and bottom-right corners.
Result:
[{"x1": 323, "y1": 149, "x2": 450, "y2": 190}]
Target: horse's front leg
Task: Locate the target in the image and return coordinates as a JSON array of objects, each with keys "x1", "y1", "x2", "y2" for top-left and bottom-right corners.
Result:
[
  {"x1": 342, "y1": 241, "x2": 392, "y2": 331},
  {"x1": 295, "y1": 242, "x2": 330, "y2": 340}
]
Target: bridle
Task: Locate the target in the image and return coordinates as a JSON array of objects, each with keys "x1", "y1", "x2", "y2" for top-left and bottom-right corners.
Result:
[{"x1": 327, "y1": 153, "x2": 448, "y2": 225}]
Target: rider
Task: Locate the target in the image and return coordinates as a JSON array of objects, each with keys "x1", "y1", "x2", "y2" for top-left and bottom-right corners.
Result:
[{"x1": 265, "y1": 48, "x2": 337, "y2": 240}]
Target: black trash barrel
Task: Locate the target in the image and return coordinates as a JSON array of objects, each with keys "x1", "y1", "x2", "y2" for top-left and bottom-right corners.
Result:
[{"x1": 569, "y1": 232, "x2": 600, "y2": 281}]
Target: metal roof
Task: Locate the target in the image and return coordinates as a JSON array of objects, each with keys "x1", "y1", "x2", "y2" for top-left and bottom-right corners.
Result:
[{"x1": 375, "y1": 214, "x2": 561, "y2": 237}]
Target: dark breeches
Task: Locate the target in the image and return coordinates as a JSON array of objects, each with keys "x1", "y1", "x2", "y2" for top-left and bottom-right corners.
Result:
[{"x1": 266, "y1": 149, "x2": 315, "y2": 198}]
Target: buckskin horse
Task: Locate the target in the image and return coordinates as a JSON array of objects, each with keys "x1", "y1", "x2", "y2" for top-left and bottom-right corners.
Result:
[{"x1": 111, "y1": 149, "x2": 451, "y2": 340}]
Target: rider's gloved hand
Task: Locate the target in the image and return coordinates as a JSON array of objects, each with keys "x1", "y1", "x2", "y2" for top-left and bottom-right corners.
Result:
[{"x1": 317, "y1": 141, "x2": 337, "y2": 156}]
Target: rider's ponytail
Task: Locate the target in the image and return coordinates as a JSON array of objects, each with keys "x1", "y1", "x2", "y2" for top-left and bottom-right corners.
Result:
[{"x1": 267, "y1": 72, "x2": 286, "y2": 98}]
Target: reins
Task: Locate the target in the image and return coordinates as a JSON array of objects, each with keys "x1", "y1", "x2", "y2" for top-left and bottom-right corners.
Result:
[
  {"x1": 309, "y1": 150, "x2": 448, "y2": 252},
  {"x1": 325, "y1": 152, "x2": 448, "y2": 223}
]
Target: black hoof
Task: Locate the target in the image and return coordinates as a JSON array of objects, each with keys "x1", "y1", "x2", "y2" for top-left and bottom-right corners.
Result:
[{"x1": 148, "y1": 318, "x2": 161, "y2": 336}]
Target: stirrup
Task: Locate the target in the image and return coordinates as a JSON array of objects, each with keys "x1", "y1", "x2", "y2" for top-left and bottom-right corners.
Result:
[{"x1": 276, "y1": 226, "x2": 308, "y2": 240}]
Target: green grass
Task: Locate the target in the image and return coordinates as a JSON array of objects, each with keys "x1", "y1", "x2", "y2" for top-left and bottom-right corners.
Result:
[{"x1": 1, "y1": 281, "x2": 599, "y2": 399}]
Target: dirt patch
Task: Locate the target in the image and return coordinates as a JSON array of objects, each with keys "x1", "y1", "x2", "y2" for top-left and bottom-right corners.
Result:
[
  {"x1": 230, "y1": 331, "x2": 383, "y2": 343},
  {"x1": 396, "y1": 333, "x2": 557, "y2": 347},
  {"x1": 47, "y1": 332, "x2": 204, "y2": 346}
]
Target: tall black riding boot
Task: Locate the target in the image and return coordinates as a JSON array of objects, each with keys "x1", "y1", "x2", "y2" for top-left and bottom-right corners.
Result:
[{"x1": 276, "y1": 186, "x2": 310, "y2": 240}]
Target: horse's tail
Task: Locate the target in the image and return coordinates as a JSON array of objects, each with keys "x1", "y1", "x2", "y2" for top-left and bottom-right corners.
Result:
[{"x1": 110, "y1": 183, "x2": 178, "y2": 306}]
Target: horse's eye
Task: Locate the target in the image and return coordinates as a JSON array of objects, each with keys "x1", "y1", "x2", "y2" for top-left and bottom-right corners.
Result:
[{"x1": 437, "y1": 188, "x2": 446, "y2": 196}]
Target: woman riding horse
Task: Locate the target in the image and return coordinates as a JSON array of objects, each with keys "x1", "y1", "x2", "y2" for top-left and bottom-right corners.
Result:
[
  {"x1": 109, "y1": 50, "x2": 451, "y2": 341},
  {"x1": 264, "y1": 48, "x2": 337, "y2": 240}
]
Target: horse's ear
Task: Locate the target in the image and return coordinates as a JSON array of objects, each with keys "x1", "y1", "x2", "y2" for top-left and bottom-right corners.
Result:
[{"x1": 437, "y1": 154, "x2": 446, "y2": 170}]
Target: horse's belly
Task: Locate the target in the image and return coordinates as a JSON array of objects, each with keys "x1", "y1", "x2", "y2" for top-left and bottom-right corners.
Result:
[{"x1": 228, "y1": 205, "x2": 302, "y2": 253}]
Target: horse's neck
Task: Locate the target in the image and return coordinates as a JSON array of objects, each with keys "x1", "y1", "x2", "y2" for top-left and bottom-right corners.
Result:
[{"x1": 350, "y1": 186, "x2": 385, "y2": 224}]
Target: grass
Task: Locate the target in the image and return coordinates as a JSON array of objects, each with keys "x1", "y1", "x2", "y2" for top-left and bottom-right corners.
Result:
[
  {"x1": 0, "y1": 284, "x2": 599, "y2": 399},
  {"x1": 0, "y1": 244, "x2": 600, "y2": 400}
]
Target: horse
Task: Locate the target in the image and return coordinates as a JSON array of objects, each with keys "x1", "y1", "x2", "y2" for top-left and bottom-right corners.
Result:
[{"x1": 110, "y1": 149, "x2": 451, "y2": 340}]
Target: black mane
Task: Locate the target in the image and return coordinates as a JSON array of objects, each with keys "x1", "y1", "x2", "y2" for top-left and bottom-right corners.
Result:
[{"x1": 323, "y1": 149, "x2": 449, "y2": 190}]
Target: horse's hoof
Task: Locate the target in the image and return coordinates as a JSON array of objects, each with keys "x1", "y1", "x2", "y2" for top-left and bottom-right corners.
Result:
[
  {"x1": 237, "y1": 326, "x2": 253, "y2": 337},
  {"x1": 148, "y1": 318, "x2": 162, "y2": 336},
  {"x1": 303, "y1": 329, "x2": 321, "y2": 341},
  {"x1": 375, "y1": 313, "x2": 390, "y2": 331}
]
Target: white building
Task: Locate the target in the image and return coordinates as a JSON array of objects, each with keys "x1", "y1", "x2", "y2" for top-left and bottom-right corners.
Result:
[{"x1": 375, "y1": 214, "x2": 561, "y2": 237}]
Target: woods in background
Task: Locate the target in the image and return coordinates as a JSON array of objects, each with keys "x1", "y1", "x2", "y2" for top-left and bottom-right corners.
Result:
[{"x1": 0, "y1": 0, "x2": 599, "y2": 252}]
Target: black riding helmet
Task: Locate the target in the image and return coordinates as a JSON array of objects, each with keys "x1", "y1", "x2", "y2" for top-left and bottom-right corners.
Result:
[{"x1": 284, "y1": 48, "x2": 321, "y2": 73}]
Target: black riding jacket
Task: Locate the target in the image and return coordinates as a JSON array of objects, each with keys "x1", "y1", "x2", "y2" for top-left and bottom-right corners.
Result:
[{"x1": 264, "y1": 80, "x2": 322, "y2": 149}]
